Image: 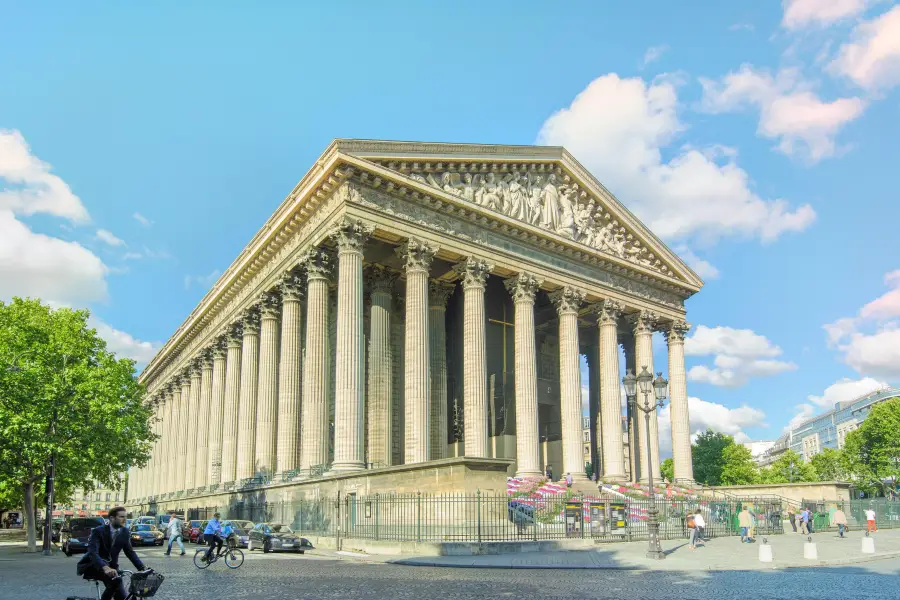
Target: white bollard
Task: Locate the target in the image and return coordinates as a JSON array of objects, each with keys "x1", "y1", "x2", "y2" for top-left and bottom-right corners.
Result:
[
  {"x1": 804, "y1": 541, "x2": 818, "y2": 560},
  {"x1": 758, "y1": 538, "x2": 773, "y2": 563},
  {"x1": 862, "y1": 535, "x2": 875, "y2": 554}
]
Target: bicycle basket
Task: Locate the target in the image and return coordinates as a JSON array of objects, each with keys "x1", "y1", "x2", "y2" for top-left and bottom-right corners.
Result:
[{"x1": 129, "y1": 572, "x2": 165, "y2": 597}]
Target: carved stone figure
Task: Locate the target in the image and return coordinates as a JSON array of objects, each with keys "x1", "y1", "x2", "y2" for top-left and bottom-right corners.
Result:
[
  {"x1": 461, "y1": 173, "x2": 475, "y2": 202},
  {"x1": 540, "y1": 173, "x2": 560, "y2": 231},
  {"x1": 557, "y1": 185, "x2": 576, "y2": 239},
  {"x1": 528, "y1": 174, "x2": 543, "y2": 226},
  {"x1": 505, "y1": 173, "x2": 528, "y2": 221},
  {"x1": 482, "y1": 172, "x2": 502, "y2": 211}
]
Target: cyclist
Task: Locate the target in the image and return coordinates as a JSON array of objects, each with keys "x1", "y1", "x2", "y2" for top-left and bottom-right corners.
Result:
[
  {"x1": 203, "y1": 513, "x2": 224, "y2": 560},
  {"x1": 221, "y1": 520, "x2": 236, "y2": 550},
  {"x1": 76, "y1": 506, "x2": 149, "y2": 600}
]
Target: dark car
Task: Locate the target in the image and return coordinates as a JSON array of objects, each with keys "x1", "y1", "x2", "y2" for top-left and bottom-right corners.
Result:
[
  {"x1": 130, "y1": 524, "x2": 164, "y2": 546},
  {"x1": 227, "y1": 520, "x2": 254, "y2": 548},
  {"x1": 185, "y1": 520, "x2": 204, "y2": 543},
  {"x1": 61, "y1": 517, "x2": 105, "y2": 557},
  {"x1": 247, "y1": 523, "x2": 312, "y2": 553}
]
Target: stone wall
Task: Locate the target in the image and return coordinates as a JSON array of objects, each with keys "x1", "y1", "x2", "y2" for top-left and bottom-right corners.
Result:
[{"x1": 713, "y1": 481, "x2": 852, "y2": 503}]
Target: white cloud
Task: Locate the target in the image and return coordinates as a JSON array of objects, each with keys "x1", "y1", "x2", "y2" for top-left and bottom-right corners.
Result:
[
  {"x1": 829, "y1": 6, "x2": 900, "y2": 91},
  {"x1": 89, "y1": 316, "x2": 160, "y2": 366},
  {"x1": 699, "y1": 65, "x2": 866, "y2": 162},
  {"x1": 782, "y1": 0, "x2": 874, "y2": 30},
  {"x1": 807, "y1": 376, "x2": 888, "y2": 409},
  {"x1": 538, "y1": 74, "x2": 815, "y2": 245},
  {"x1": 184, "y1": 269, "x2": 221, "y2": 290},
  {"x1": 786, "y1": 403, "x2": 817, "y2": 431},
  {"x1": 122, "y1": 251, "x2": 144, "y2": 260},
  {"x1": 660, "y1": 397, "x2": 767, "y2": 454},
  {"x1": 132, "y1": 212, "x2": 153, "y2": 227},
  {"x1": 675, "y1": 245, "x2": 720, "y2": 280},
  {"x1": 729, "y1": 23, "x2": 755, "y2": 32},
  {"x1": 642, "y1": 45, "x2": 668, "y2": 67},
  {"x1": 95, "y1": 228, "x2": 126, "y2": 247},
  {"x1": 825, "y1": 269, "x2": 900, "y2": 379},
  {"x1": 0, "y1": 130, "x2": 108, "y2": 305},
  {"x1": 685, "y1": 325, "x2": 797, "y2": 388}
]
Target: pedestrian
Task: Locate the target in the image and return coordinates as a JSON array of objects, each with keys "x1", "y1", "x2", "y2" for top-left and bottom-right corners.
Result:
[
  {"x1": 799, "y1": 508, "x2": 810, "y2": 535},
  {"x1": 164, "y1": 511, "x2": 185, "y2": 556},
  {"x1": 832, "y1": 507, "x2": 848, "y2": 538},
  {"x1": 545, "y1": 465, "x2": 553, "y2": 481},
  {"x1": 738, "y1": 507, "x2": 753, "y2": 543},
  {"x1": 807, "y1": 508, "x2": 815, "y2": 534},
  {"x1": 865, "y1": 507, "x2": 877, "y2": 533},
  {"x1": 694, "y1": 509, "x2": 706, "y2": 547},
  {"x1": 565, "y1": 473, "x2": 573, "y2": 488},
  {"x1": 788, "y1": 508, "x2": 797, "y2": 533},
  {"x1": 686, "y1": 510, "x2": 697, "y2": 549}
]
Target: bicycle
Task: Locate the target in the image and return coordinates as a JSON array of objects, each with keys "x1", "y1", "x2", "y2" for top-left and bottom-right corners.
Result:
[
  {"x1": 66, "y1": 568, "x2": 164, "y2": 600},
  {"x1": 193, "y1": 537, "x2": 244, "y2": 569}
]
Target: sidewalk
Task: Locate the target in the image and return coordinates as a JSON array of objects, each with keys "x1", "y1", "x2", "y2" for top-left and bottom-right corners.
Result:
[{"x1": 391, "y1": 528, "x2": 900, "y2": 571}]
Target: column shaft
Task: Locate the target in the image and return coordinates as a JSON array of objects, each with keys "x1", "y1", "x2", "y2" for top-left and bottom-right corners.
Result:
[
  {"x1": 255, "y1": 294, "x2": 281, "y2": 476},
  {"x1": 366, "y1": 268, "x2": 395, "y2": 467},
  {"x1": 429, "y1": 282, "x2": 453, "y2": 460},
  {"x1": 153, "y1": 398, "x2": 166, "y2": 496},
  {"x1": 552, "y1": 287, "x2": 587, "y2": 481},
  {"x1": 598, "y1": 300, "x2": 626, "y2": 481},
  {"x1": 185, "y1": 369, "x2": 201, "y2": 489},
  {"x1": 236, "y1": 309, "x2": 261, "y2": 480},
  {"x1": 455, "y1": 257, "x2": 492, "y2": 458},
  {"x1": 506, "y1": 273, "x2": 542, "y2": 477},
  {"x1": 400, "y1": 239, "x2": 437, "y2": 464},
  {"x1": 667, "y1": 321, "x2": 693, "y2": 483},
  {"x1": 164, "y1": 389, "x2": 178, "y2": 493},
  {"x1": 220, "y1": 326, "x2": 243, "y2": 483},
  {"x1": 632, "y1": 310, "x2": 660, "y2": 482},
  {"x1": 300, "y1": 249, "x2": 332, "y2": 470},
  {"x1": 208, "y1": 341, "x2": 227, "y2": 485},
  {"x1": 177, "y1": 378, "x2": 191, "y2": 492},
  {"x1": 276, "y1": 274, "x2": 304, "y2": 474},
  {"x1": 194, "y1": 357, "x2": 213, "y2": 489}
]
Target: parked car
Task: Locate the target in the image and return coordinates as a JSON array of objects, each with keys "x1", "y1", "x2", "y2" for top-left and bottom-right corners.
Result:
[
  {"x1": 60, "y1": 517, "x2": 104, "y2": 557},
  {"x1": 228, "y1": 520, "x2": 254, "y2": 548},
  {"x1": 184, "y1": 520, "x2": 204, "y2": 543},
  {"x1": 130, "y1": 524, "x2": 164, "y2": 546},
  {"x1": 247, "y1": 523, "x2": 312, "y2": 553},
  {"x1": 51, "y1": 519, "x2": 64, "y2": 543}
]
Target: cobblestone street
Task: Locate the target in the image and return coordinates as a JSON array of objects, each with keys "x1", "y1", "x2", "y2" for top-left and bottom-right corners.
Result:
[{"x1": 2, "y1": 543, "x2": 900, "y2": 600}]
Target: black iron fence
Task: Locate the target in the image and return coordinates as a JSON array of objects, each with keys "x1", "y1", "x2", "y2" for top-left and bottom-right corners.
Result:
[
  {"x1": 799, "y1": 498, "x2": 900, "y2": 532},
  {"x1": 182, "y1": 493, "x2": 783, "y2": 544}
]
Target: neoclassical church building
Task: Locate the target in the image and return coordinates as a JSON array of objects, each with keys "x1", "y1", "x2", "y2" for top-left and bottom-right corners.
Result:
[{"x1": 127, "y1": 140, "x2": 702, "y2": 510}]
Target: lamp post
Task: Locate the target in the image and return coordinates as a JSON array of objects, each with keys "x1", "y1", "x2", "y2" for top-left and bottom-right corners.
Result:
[{"x1": 623, "y1": 366, "x2": 668, "y2": 560}]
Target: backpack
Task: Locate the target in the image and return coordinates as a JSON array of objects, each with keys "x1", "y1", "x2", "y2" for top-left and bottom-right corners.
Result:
[{"x1": 686, "y1": 515, "x2": 695, "y2": 529}]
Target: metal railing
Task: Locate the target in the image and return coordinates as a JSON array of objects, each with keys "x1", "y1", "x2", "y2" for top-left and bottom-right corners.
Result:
[
  {"x1": 182, "y1": 493, "x2": 783, "y2": 544},
  {"x1": 799, "y1": 498, "x2": 900, "y2": 532}
]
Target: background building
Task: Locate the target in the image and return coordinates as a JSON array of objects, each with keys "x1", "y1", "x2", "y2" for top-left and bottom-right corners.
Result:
[{"x1": 742, "y1": 440, "x2": 776, "y2": 466}]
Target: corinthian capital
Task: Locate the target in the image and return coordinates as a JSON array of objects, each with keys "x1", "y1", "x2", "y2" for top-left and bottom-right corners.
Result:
[
  {"x1": 429, "y1": 280, "x2": 456, "y2": 308},
  {"x1": 549, "y1": 286, "x2": 585, "y2": 315},
  {"x1": 365, "y1": 265, "x2": 398, "y2": 295},
  {"x1": 224, "y1": 321, "x2": 243, "y2": 347},
  {"x1": 241, "y1": 305, "x2": 261, "y2": 334},
  {"x1": 453, "y1": 257, "x2": 493, "y2": 290},
  {"x1": 329, "y1": 217, "x2": 374, "y2": 253},
  {"x1": 593, "y1": 298, "x2": 624, "y2": 325},
  {"x1": 299, "y1": 247, "x2": 332, "y2": 281},
  {"x1": 396, "y1": 238, "x2": 437, "y2": 273},
  {"x1": 504, "y1": 272, "x2": 542, "y2": 304},
  {"x1": 664, "y1": 320, "x2": 691, "y2": 343},
  {"x1": 259, "y1": 291, "x2": 281, "y2": 319},
  {"x1": 628, "y1": 309, "x2": 659, "y2": 335},
  {"x1": 279, "y1": 271, "x2": 305, "y2": 302}
]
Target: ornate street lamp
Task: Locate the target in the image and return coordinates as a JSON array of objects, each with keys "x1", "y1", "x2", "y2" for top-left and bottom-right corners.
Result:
[{"x1": 623, "y1": 366, "x2": 668, "y2": 560}]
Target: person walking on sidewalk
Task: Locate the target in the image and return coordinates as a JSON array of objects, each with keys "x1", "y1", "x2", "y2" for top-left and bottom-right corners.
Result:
[
  {"x1": 832, "y1": 508, "x2": 848, "y2": 538},
  {"x1": 738, "y1": 507, "x2": 754, "y2": 543},
  {"x1": 694, "y1": 509, "x2": 706, "y2": 545},
  {"x1": 865, "y1": 507, "x2": 877, "y2": 533},
  {"x1": 799, "y1": 508, "x2": 810, "y2": 535},
  {"x1": 565, "y1": 473, "x2": 573, "y2": 488},
  {"x1": 788, "y1": 508, "x2": 797, "y2": 533},
  {"x1": 164, "y1": 512, "x2": 185, "y2": 556}
]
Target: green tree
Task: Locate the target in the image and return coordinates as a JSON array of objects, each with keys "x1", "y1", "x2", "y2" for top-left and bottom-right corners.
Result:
[
  {"x1": 810, "y1": 447, "x2": 848, "y2": 481},
  {"x1": 758, "y1": 449, "x2": 815, "y2": 484},
  {"x1": 0, "y1": 298, "x2": 155, "y2": 551},
  {"x1": 841, "y1": 398, "x2": 900, "y2": 495},
  {"x1": 660, "y1": 458, "x2": 674, "y2": 482},
  {"x1": 720, "y1": 443, "x2": 759, "y2": 485},
  {"x1": 691, "y1": 430, "x2": 734, "y2": 486}
]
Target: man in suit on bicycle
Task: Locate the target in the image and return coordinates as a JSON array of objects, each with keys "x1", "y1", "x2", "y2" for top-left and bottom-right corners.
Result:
[{"x1": 76, "y1": 506, "x2": 148, "y2": 600}]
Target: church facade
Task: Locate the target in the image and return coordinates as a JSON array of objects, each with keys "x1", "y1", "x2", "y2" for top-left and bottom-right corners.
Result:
[{"x1": 127, "y1": 140, "x2": 701, "y2": 510}]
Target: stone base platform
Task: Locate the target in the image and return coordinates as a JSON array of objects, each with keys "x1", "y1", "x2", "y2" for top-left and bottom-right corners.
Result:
[{"x1": 130, "y1": 457, "x2": 514, "y2": 513}]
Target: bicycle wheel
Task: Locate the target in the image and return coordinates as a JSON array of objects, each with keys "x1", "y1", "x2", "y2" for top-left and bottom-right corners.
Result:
[
  {"x1": 193, "y1": 549, "x2": 211, "y2": 569},
  {"x1": 224, "y1": 548, "x2": 244, "y2": 569}
]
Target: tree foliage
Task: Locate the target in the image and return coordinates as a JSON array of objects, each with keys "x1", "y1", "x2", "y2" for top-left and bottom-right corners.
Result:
[
  {"x1": 0, "y1": 298, "x2": 155, "y2": 551},
  {"x1": 719, "y1": 443, "x2": 758, "y2": 485},
  {"x1": 810, "y1": 447, "x2": 848, "y2": 482},
  {"x1": 660, "y1": 458, "x2": 674, "y2": 482},
  {"x1": 758, "y1": 449, "x2": 815, "y2": 484},
  {"x1": 691, "y1": 430, "x2": 734, "y2": 486},
  {"x1": 841, "y1": 398, "x2": 900, "y2": 494}
]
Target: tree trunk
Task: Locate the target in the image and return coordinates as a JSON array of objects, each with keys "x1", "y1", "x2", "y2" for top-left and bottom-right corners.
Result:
[{"x1": 23, "y1": 481, "x2": 36, "y2": 552}]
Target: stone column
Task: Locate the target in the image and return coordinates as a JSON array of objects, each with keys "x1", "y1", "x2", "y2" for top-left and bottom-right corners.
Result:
[
  {"x1": 596, "y1": 300, "x2": 627, "y2": 482},
  {"x1": 505, "y1": 273, "x2": 542, "y2": 477},
  {"x1": 236, "y1": 307, "x2": 261, "y2": 480},
  {"x1": 163, "y1": 386, "x2": 177, "y2": 493},
  {"x1": 255, "y1": 292, "x2": 281, "y2": 476},
  {"x1": 195, "y1": 353, "x2": 214, "y2": 489},
  {"x1": 551, "y1": 286, "x2": 586, "y2": 481},
  {"x1": 621, "y1": 334, "x2": 640, "y2": 482},
  {"x1": 429, "y1": 281, "x2": 454, "y2": 461},
  {"x1": 153, "y1": 395, "x2": 166, "y2": 495},
  {"x1": 177, "y1": 374, "x2": 191, "y2": 492},
  {"x1": 220, "y1": 323, "x2": 243, "y2": 483},
  {"x1": 185, "y1": 366, "x2": 201, "y2": 490},
  {"x1": 208, "y1": 338, "x2": 227, "y2": 486},
  {"x1": 666, "y1": 320, "x2": 693, "y2": 483},
  {"x1": 453, "y1": 257, "x2": 492, "y2": 458},
  {"x1": 586, "y1": 342, "x2": 600, "y2": 478},
  {"x1": 366, "y1": 267, "x2": 396, "y2": 468},
  {"x1": 300, "y1": 248, "x2": 332, "y2": 471},
  {"x1": 398, "y1": 239, "x2": 437, "y2": 464},
  {"x1": 330, "y1": 219, "x2": 373, "y2": 473},
  {"x1": 631, "y1": 310, "x2": 660, "y2": 482},
  {"x1": 276, "y1": 272, "x2": 305, "y2": 474}
]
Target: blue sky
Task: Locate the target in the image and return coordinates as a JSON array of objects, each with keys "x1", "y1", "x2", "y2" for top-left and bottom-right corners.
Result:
[{"x1": 2, "y1": 1, "x2": 899, "y2": 447}]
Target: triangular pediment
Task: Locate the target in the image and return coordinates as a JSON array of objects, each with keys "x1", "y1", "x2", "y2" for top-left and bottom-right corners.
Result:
[{"x1": 331, "y1": 139, "x2": 703, "y2": 290}]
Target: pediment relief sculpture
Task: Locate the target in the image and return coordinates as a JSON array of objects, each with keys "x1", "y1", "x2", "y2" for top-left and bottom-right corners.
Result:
[{"x1": 382, "y1": 162, "x2": 675, "y2": 279}]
